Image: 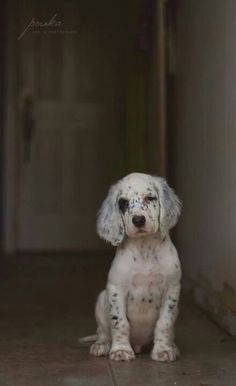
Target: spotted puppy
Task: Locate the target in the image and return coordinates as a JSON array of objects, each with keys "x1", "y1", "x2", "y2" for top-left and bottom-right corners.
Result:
[{"x1": 82, "y1": 173, "x2": 181, "y2": 362}]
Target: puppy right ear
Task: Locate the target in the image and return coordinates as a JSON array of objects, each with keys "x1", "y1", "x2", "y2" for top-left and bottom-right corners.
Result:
[{"x1": 96, "y1": 182, "x2": 124, "y2": 246}]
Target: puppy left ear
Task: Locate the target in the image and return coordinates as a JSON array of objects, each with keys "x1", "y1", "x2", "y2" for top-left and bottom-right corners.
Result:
[
  {"x1": 96, "y1": 182, "x2": 125, "y2": 246},
  {"x1": 153, "y1": 177, "x2": 182, "y2": 238}
]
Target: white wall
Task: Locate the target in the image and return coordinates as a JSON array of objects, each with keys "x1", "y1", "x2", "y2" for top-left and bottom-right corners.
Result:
[{"x1": 173, "y1": 0, "x2": 236, "y2": 335}]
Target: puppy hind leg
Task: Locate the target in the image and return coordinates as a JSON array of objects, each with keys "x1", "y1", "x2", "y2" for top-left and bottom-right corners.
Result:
[{"x1": 90, "y1": 290, "x2": 111, "y2": 357}]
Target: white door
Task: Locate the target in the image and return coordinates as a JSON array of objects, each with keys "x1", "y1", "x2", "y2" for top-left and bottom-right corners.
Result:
[{"x1": 16, "y1": 1, "x2": 123, "y2": 250}]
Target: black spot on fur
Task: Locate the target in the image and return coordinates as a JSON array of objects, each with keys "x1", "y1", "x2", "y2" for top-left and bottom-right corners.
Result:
[
  {"x1": 111, "y1": 315, "x2": 118, "y2": 320},
  {"x1": 118, "y1": 226, "x2": 123, "y2": 236}
]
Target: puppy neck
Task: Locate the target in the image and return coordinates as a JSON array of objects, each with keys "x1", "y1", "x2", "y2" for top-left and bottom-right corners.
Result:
[{"x1": 120, "y1": 232, "x2": 167, "y2": 249}]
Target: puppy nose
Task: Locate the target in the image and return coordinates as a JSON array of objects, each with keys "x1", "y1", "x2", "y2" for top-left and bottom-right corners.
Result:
[{"x1": 132, "y1": 215, "x2": 146, "y2": 228}]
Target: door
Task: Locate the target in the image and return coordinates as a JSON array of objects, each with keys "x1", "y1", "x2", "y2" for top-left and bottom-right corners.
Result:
[{"x1": 16, "y1": 1, "x2": 124, "y2": 250}]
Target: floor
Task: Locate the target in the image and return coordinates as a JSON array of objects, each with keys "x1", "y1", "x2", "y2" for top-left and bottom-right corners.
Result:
[{"x1": 0, "y1": 254, "x2": 236, "y2": 386}]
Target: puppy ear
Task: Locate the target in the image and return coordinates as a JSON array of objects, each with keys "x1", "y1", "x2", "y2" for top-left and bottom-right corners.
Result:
[
  {"x1": 96, "y1": 182, "x2": 124, "y2": 246},
  {"x1": 153, "y1": 177, "x2": 181, "y2": 237}
]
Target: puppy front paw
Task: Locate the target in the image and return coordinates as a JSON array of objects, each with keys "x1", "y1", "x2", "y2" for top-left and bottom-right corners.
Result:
[
  {"x1": 109, "y1": 345, "x2": 135, "y2": 361},
  {"x1": 151, "y1": 344, "x2": 180, "y2": 362},
  {"x1": 90, "y1": 341, "x2": 110, "y2": 357}
]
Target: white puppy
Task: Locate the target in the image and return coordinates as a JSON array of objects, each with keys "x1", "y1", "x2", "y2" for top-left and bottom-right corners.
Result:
[{"x1": 82, "y1": 173, "x2": 181, "y2": 362}]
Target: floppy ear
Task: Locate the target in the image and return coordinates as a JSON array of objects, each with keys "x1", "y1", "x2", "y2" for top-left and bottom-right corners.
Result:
[
  {"x1": 96, "y1": 182, "x2": 124, "y2": 246},
  {"x1": 153, "y1": 177, "x2": 182, "y2": 238}
]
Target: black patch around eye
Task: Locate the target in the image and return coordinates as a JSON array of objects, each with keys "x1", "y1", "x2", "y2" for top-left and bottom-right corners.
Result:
[
  {"x1": 118, "y1": 197, "x2": 129, "y2": 213},
  {"x1": 145, "y1": 195, "x2": 157, "y2": 202}
]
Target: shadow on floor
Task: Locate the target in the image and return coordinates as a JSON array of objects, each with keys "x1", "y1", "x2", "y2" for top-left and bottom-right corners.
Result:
[{"x1": 0, "y1": 254, "x2": 236, "y2": 386}]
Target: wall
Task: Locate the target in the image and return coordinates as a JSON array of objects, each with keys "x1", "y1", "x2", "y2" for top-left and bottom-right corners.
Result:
[
  {"x1": 0, "y1": 2, "x2": 6, "y2": 249},
  {"x1": 171, "y1": 0, "x2": 236, "y2": 335}
]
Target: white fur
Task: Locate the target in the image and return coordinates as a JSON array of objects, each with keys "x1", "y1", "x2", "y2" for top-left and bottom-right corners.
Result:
[{"x1": 86, "y1": 173, "x2": 182, "y2": 362}]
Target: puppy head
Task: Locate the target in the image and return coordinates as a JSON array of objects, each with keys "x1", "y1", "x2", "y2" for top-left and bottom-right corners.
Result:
[{"x1": 97, "y1": 173, "x2": 181, "y2": 246}]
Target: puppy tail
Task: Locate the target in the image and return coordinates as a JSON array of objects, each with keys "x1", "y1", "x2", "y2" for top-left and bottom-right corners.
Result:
[{"x1": 78, "y1": 334, "x2": 98, "y2": 343}]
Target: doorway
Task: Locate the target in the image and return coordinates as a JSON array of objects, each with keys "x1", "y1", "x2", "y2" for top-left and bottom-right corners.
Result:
[{"x1": 4, "y1": 0, "x2": 164, "y2": 252}]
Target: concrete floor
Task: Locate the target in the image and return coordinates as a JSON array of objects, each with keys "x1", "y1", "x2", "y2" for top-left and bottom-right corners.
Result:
[{"x1": 0, "y1": 254, "x2": 236, "y2": 386}]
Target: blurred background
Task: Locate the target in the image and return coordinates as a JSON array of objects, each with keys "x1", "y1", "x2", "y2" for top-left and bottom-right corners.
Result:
[{"x1": 1, "y1": 0, "x2": 236, "y2": 343}]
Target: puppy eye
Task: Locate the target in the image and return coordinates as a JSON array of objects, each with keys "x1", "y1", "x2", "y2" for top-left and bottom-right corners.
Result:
[
  {"x1": 145, "y1": 195, "x2": 157, "y2": 202},
  {"x1": 118, "y1": 198, "x2": 129, "y2": 213}
]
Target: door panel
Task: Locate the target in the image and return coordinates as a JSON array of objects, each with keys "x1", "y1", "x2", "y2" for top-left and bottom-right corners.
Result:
[{"x1": 17, "y1": 0, "x2": 124, "y2": 250}]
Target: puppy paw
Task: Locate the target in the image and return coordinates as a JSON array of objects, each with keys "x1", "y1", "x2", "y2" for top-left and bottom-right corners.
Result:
[
  {"x1": 109, "y1": 347, "x2": 135, "y2": 361},
  {"x1": 90, "y1": 341, "x2": 110, "y2": 357},
  {"x1": 151, "y1": 344, "x2": 180, "y2": 362}
]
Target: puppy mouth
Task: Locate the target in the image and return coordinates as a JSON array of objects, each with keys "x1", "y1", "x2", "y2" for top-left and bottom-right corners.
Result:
[
  {"x1": 126, "y1": 225, "x2": 150, "y2": 237},
  {"x1": 137, "y1": 228, "x2": 146, "y2": 233},
  {"x1": 134, "y1": 228, "x2": 148, "y2": 236}
]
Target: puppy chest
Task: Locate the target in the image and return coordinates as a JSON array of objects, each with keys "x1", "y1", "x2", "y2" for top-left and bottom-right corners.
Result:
[{"x1": 128, "y1": 271, "x2": 165, "y2": 304}]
